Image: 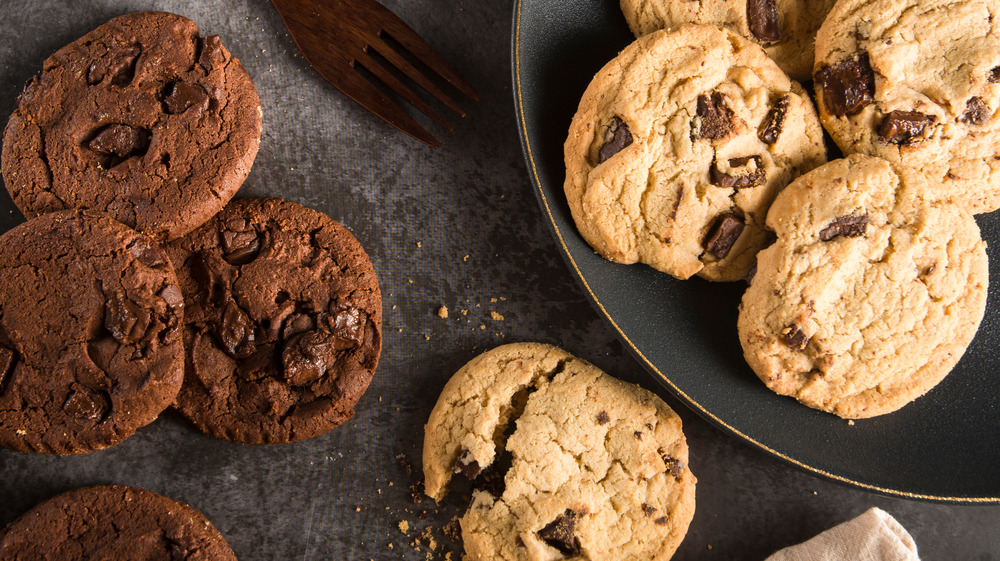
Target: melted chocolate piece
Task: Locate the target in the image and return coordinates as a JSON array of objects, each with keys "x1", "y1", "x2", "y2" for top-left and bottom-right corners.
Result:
[
  {"x1": 282, "y1": 313, "x2": 315, "y2": 340},
  {"x1": 105, "y1": 291, "x2": 153, "y2": 345},
  {"x1": 331, "y1": 307, "x2": 364, "y2": 349},
  {"x1": 704, "y1": 213, "x2": 745, "y2": 259},
  {"x1": 878, "y1": 111, "x2": 936, "y2": 144},
  {"x1": 191, "y1": 252, "x2": 232, "y2": 305},
  {"x1": 710, "y1": 155, "x2": 766, "y2": 188},
  {"x1": 747, "y1": 0, "x2": 781, "y2": 43},
  {"x1": 63, "y1": 385, "x2": 110, "y2": 422},
  {"x1": 88, "y1": 124, "x2": 150, "y2": 168},
  {"x1": 164, "y1": 82, "x2": 210, "y2": 115},
  {"x1": 815, "y1": 54, "x2": 876, "y2": 117},
  {"x1": 759, "y1": 96, "x2": 789, "y2": 144},
  {"x1": 199, "y1": 35, "x2": 225, "y2": 71},
  {"x1": 282, "y1": 330, "x2": 337, "y2": 386},
  {"x1": 538, "y1": 510, "x2": 582, "y2": 556},
  {"x1": 989, "y1": 66, "x2": 1000, "y2": 84},
  {"x1": 781, "y1": 324, "x2": 809, "y2": 350},
  {"x1": 453, "y1": 448, "x2": 482, "y2": 479},
  {"x1": 961, "y1": 97, "x2": 990, "y2": 126},
  {"x1": 598, "y1": 116, "x2": 633, "y2": 163},
  {"x1": 819, "y1": 213, "x2": 868, "y2": 241},
  {"x1": 219, "y1": 217, "x2": 262, "y2": 265},
  {"x1": 697, "y1": 92, "x2": 735, "y2": 139},
  {"x1": 87, "y1": 44, "x2": 141, "y2": 87},
  {"x1": 596, "y1": 410, "x2": 610, "y2": 425},
  {"x1": 214, "y1": 300, "x2": 257, "y2": 359}
]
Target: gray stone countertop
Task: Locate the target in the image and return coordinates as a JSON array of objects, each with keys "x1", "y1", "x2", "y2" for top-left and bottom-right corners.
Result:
[{"x1": 0, "y1": 0, "x2": 997, "y2": 559}]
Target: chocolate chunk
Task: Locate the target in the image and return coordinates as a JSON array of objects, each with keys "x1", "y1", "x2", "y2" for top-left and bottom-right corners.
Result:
[
  {"x1": 87, "y1": 44, "x2": 141, "y2": 87},
  {"x1": 704, "y1": 213, "x2": 745, "y2": 259},
  {"x1": 759, "y1": 96, "x2": 790, "y2": 144},
  {"x1": 214, "y1": 300, "x2": 257, "y2": 359},
  {"x1": 596, "y1": 410, "x2": 610, "y2": 425},
  {"x1": 819, "y1": 213, "x2": 868, "y2": 241},
  {"x1": 642, "y1": 503, "x2": 657, "y2": 516},
  {"x1": 538, "y1": 510, "x2": 581, "y2": 556},
  {"x1": 105, "y1": 291, "x2": 152, "y2": 345},
  {"x1": 164, "y1": 82, "x2": 210, "y2": 115},
  {"x1": 597, "y1": 116, "x2": 633, "y2": 164},
  {"x1": 219, "y1": 217, "x2": 261, "y2": 265},
  {"x1": 747, "y1": 0, "x2": 781, "y2": 43},
  {"x1": 961, "y1": 97, "x2": 990, "y2": 126},
  {"x1": 282, "y1": 330, "x2": 337, "y2": 385},
  {"x1": 661, "y1": 453, "x2": 685, "y2": 477},
  {"x1": 331, "y1": 307, "x2": 364, "y2": 349},
  {"x1": 127, "y1": 238, "x2": 167, "y2": 269},
  {"x1": 815, "y1": 54, "x2": 876, "y2": 117},
  {"x1": 0, "y1": 345, "x2": 17, "y2": 390},
  {"x1": 697, "y1": 92, "x2": 735, "y2": 139},
  {"x1": 199, "y1": 35, "x2": 225, "y2": 71},
  {"x1": 710, "y1": 156, "x2": 766, "y2": 188},
  {"x1": 453, "y1": 448, "x2": 482, "y2": 480},
  {"x1": 654, "y1": 516, "x2": 670, "y2": 526},
  {"x1": 17, "y1": 75, "x2": 40, "y2": 106},
  {"x1": 745, "y1": 262, "x2": 758, "y2": 285},
  {"x1": 282, "y1": 313, "x2": 315, "y2": 340},
  {"x1": 989, "y1": 66, "x2": 1000, "y2": 83},
  {"x1": 63, "y1": 385, "x2": 109, "y2": 422},
  {"x1": 781, "y1": 325, "x2": 809, "y2": 350},
  {"x1": 88, "y1": 124, "x2": 150, "y2": 168},
  {"x1": 878, "y1": 111, "x2": 936, "y2": 144},
  {"x1": 190, "y1": 252, "x2": 232, "y2": 304}
]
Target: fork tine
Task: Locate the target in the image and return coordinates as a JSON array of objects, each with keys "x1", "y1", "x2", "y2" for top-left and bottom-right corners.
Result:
[
  {"x1": 367, "y1": 36, "x2": 466, "y2": 117},
  {"x1": 356, "y1": 51, "x2": 453, "y2": 131},
  {"x1": 364, "y1": 0, "x2": 481, "y2": 101}
]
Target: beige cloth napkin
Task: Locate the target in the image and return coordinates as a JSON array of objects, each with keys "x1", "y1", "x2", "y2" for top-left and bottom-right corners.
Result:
[{"x1": 765, "y1": 507, "x2": 920, "y2": 561}]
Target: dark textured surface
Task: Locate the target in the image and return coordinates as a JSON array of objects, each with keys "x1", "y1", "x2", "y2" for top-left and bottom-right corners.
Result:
[{"x1": 0, "y1": 1, "x2": 997, "y2": 560}]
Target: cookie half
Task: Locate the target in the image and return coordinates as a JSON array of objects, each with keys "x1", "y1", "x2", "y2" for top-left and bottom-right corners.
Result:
[
  {"x1": 814, "y1": 0, "x2": 1000, "y2": 214},
  {"x1": 738, "y1": 155, "x2": 988, "y2": 418},
  {"x1": 1, "y1": 11, "x2": 262, "y2": 240},
  {"x1": 0, "y1": 210, "x2": 184, "y2": 454},
  {"x1": 619, "y1": 0, "x2": 839, "y2": 82},
  {"x1": 564, "y1": 25, "x2": 826, "y2": 282},
  {"x1": 423, "y1": 343, "x2": 695, "y2": 561},
  {"x1": 0, "y1": 485, "x2": 237, "y2": 560},
  {"x1": 165, "y1": 198, "x2": 382, "y2": 444}
]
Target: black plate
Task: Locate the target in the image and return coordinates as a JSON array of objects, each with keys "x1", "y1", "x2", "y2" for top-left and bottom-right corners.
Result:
[{"x1": 512, "y1": 0, "x2": 1000, "y2": 502}]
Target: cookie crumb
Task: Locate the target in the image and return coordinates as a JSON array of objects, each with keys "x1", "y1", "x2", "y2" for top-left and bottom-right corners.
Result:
[
  {"x1": 460, "y1": 309, "x2": 468, "y2": 316},
  {"x1": 438, "y1": 306, "x2": 449, "y2": 319},
  {"x1": 490, "y1": 297, "x2": 497, "y2": 303},
  {"x1": 443, "y1": 517, "x2": 462, "y2": 541},
  {"x1": 479, "y1": 324, "x2": 486, "y2": 330},
  {"x1": 847, "y1": 419, "x2": 855, "y2": 426},
  {"x1": 399, "y1": 521, "x2": 410, "y2": 534},
  {"x1": 463, "y1": 255, "x2": 469, "y2": 262},
  {"x1": 425, "y1": 335, "x2": 431, "y2": 341},
  {"x1": 490, "y1": 311, "x2": 504, "y2": 321},
  {"x1": 417, "y1": 241, "x2": 422, "y2": 248}
]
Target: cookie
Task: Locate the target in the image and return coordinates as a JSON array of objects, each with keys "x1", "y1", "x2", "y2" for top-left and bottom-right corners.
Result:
[
  {"x1": 0, "y1": 210, "x2": 184, "y2": 454},
  {"x1": 814, "y1": 0, "x2": 1000, "y2": 214},
  {"x1": 164, "y1": 197, "x2": 382, "y2": 444},
  {"x1": 423, "y1": 343, "x2": 695, "y2": 561},
  {"x1": 619, "y1": 0, "x2": 839, "y2": 82},
  {"x1": 738, "y1": 155, "x2": 988, "y2": 418},
  {"x1": 0, "y1": 485, "x2": 237, "y2": 560},
  {"x1": 1, "y1": 11, "x2": 262, "y2": 241},
  {"x1": 564, "y1": 25, "x2": 826, "y2": 282}
]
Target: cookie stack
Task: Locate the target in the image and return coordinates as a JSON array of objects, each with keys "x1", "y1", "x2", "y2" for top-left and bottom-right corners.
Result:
[
  {"x1": 0, "y1": 12, "x2": 382, "y2": 456},
  {"x1": 565, "y1": 0, "x2": 994, "y2": 418}
]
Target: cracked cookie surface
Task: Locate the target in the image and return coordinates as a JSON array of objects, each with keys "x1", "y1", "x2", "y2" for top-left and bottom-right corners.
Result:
[
  {"x1": 564, "y1": 25, "x2": 826, "y2": 282},
  {"x1": 1, "y1": 11, "x2": 262, "y2": 241},
  {"x1": 814, "y1": 0, "x2": 1000, "y2": 214},
  {"x1": 164, "y1": 197, "x2": 381, "y2": 444},
  {"x1": 0, "y1": 485, "x2": 236, "y2": 561},
  {"x1": 738, "y1": 155, "x2": 988, "y2": 418},
  {"x1": 619, "y1": 0, "x2": 838, "y2": 82},
  {"x1": 423, "y1": 343, "x2": 695, "y2": 561}
]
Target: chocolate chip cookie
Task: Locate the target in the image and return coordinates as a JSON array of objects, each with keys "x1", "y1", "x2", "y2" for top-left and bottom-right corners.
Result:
[
  {"x1": 0, "y1": 210, "x2": 184, "y2": 454},
  {"x1": 164, "y1": 198, "x2": 382, "y2": 444},
  {"x1": 1, "y1": 11, "x2": 262, "y2": 240},
  {"x1": 564, "y1": 25, "x2": 826, "y2": 281},
  {"x1": 0, "y1": 485, "x2": 237, "y2": 561},
  {"x1": 423, "y1": 343, "x2": 696, "y2": 561},
  {"x1": 619, "y1": 0, "x2": 838, "y2": 82},
  {"x1": 814, "y1": 0, "x2": 1000, "y2": 213},
  {"x1": 738, "y1": 155, "x2": 988, "y2": 418}
]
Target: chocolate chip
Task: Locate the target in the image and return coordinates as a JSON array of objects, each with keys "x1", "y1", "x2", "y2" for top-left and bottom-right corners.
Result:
[
  {"x1": 199, "y1": 35, "x2": 225, "y2": 71},
  {"x1": 654, "y1": 516, "x2": 670, "y2": 526},
  {"x1": 781, "y1": 324, "x2": 809, "y2": 350},
  {"x1": 710, "y1": 155, "x2": 766, "y2": 189},
  {"x1": 538, "y1": 510, "x2": 581, "y2": 556},
  {"x1": 878, "y1": 110, "x2": 937, "y2": 144},
  {"x1": 596, "y1": 411, "x2": 610, "y2": 425},
  {"x1": 214, "y1": 300, "x2": 257, "y2": 359},
  {"x1": 88, "y1": 124, "x2": 150, "y2": 168},
  {"x1": 704, "y1": 213, "x2": 745, "y2": 259},
  {"x1": 961, "y1": 97, "x2": 990, "y2": 126},
  {"x1": 989, "y1": 66, "x2": 1000, "y2": 83},
  {"x1": 332, "y1": 307, "x2": 364, "y2": 349},
  {"x1": 219, "y1": 217, "x2": 261, "y2": 265},
  {"x1": 697, "y1": 92, "x2": 736, "y2": 139},
  {"x1": 815, "y1": 53, "x2": 876, "y2": 117},
  {"x1": 453, "y1": 448, "x2": 482, "y2": 480},
  {"x1": 105, "y1": 291, "x2": 152, "y2": 345},
  {"x1": 598, "y1": 116, "x2": 633, "y2": 163},
  {"x1": 819, "y1": 213, "x2": 868, "y2": 241},
  {"x1": 282, "y1": 329, "x2": 336, "y2": 385},
  {"x1": 747, "y1": 0, "x2": 781, "y2": 43},
  {"x1": 63, "y1": 385, "x2": 109, "y2": 422},
  {"x1": 163, "y1": 82, "x2": 210, "y2": 115},
  {"x1": 87, "y1": 44, "x2": 141, "y2": 87},
  {"x1": 660, "y1": 453, "x2": 685, "y2": 477},
  {"x1": 642, "y1": 503, "x2": 657, "y2": 516},
  {"x1": 759, "y1": 96, "x2": 789, "y2": 144}
]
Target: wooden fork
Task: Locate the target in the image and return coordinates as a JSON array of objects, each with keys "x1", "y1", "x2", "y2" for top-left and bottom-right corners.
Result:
[{"x1": 269, "y1": 0, "x2": 480, "y2": 147}]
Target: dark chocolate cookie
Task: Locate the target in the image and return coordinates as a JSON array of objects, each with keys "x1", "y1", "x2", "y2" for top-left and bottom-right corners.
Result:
[
  {"x1": 165, "y1": 198, "x2": 382, "y2": 444},
  {"x1": 0, "y1": 210, "x2": 184, "y2": 454},
  {"x1": 0, "y1": 485, "x2": 237, "y2": 561},
  {"x1": 1, "y1": 11, "x2": 262, "y2": 241}
]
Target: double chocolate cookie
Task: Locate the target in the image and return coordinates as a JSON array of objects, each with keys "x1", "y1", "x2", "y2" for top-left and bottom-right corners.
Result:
[
  {"x1": 0, "y1": 210, "x2": 184, "y2": 454},
  {"x1": 1, "y1": 11, "x2": 262, "y2": 240},
  {"x1": 165, "y1": 198, "x2": 382, "y2": 444},
  {"x1": 0, "y1": 485, "x2": 237, "y2": 560}
]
